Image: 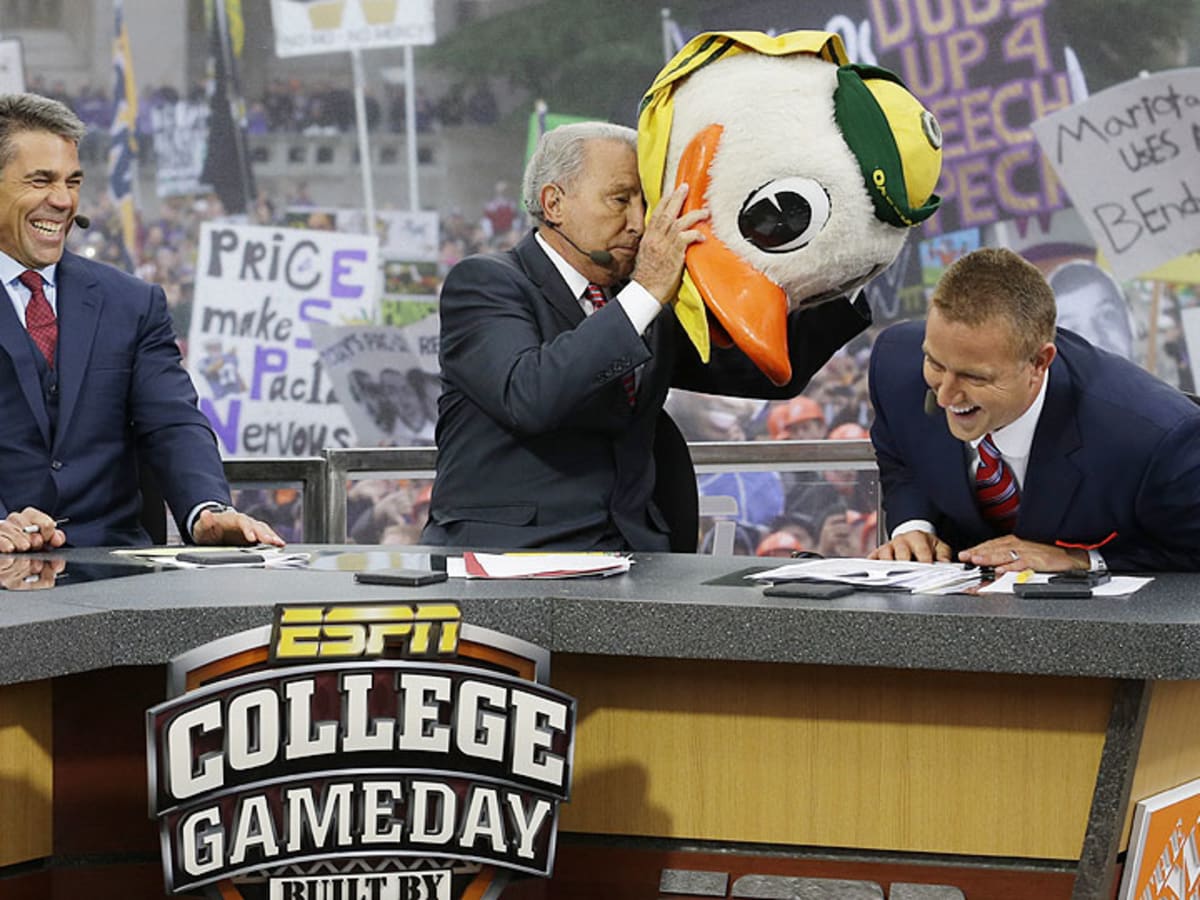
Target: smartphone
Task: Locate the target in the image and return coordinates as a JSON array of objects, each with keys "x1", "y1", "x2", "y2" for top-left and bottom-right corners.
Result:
[
  {"x1": 354, "y1": 569, "x2": 449, "y2": 587},
  {"x1": 1014, "y1": 582, "x2": 1092, "y2": 599},
  {"x1": 1048, "y1": 570, "x2": 1111, "y2": 587},
  {"x1": 763, "y1": 582, "x2": 855, "y2": 599},
  {"x1": 176, "y1": 550, "x2": 265, "y2": 565}
]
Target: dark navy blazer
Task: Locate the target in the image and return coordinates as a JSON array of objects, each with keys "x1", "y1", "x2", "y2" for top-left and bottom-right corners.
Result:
[
  {"x1": 423, "y1": 231, "x2": 870, "y2": 551},
  {"x1": 0, "y1": 251, "x2": 229, "y2": 546},
  {"x1": 869, "y1": 320, "x2": 1200, "y2": 571}
]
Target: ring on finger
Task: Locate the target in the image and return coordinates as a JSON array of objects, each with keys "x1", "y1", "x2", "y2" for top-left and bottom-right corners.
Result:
[{"x1": 1009, "y1": 549, "x2": 1019, "y2": 561}]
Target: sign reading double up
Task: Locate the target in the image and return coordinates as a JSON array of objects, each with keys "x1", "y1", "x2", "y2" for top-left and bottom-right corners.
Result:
[{"x1": 146, "y1": 602, "x2": 575, "y2": 898}]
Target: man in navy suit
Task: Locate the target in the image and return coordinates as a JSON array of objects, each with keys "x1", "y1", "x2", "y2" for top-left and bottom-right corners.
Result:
[
  {"x1": 423, "y1": 122, "x2": 871, "y2": 551},
  {"x1": 869, "y1": 247, "x2": 1200, "y2": 573},
  {"x1": 0, "y1": 93, "x2": 283, "y2": 551}
]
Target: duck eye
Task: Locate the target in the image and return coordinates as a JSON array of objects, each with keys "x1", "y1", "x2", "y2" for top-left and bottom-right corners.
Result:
[{"x1": 738, "y1": 177, "x2": 831, "y2": 253}]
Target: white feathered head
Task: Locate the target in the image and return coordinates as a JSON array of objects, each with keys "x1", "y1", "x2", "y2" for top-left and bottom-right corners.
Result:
[{"x1": 639, "y1": 30, "x2": 943, "y2": 384}]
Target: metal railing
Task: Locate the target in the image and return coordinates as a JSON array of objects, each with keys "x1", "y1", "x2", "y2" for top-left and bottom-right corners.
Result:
[{"x1": 224, "y1": 439, "x2": 878, "y2": 545}]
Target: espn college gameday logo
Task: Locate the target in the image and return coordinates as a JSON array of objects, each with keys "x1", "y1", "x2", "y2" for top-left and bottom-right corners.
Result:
[{"x1": 146, "y1": 602, "x2": 575, "y2": 899}]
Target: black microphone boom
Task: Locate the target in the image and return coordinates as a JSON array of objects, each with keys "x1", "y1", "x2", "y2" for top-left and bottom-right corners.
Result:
[
  {"x1": 546, "y1": 223, "x2": 613, "y2": 266},
  {"x1": 73, "y1": 214, "x2": 90, "y2": 229}
]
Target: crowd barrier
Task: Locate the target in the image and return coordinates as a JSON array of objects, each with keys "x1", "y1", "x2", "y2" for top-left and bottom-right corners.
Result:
[{"x1": 221, "y1": 438, "x2": 880, "y2": 546}]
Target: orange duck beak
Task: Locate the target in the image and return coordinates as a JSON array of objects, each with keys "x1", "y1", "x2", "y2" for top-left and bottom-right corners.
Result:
[{"x1": 676, "y1": 123, "x2": 792, "y2": 386}]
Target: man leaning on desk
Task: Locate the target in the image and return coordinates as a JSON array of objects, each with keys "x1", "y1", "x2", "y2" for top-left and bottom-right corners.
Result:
[
  {"x1": 868, "y1": 247, "x2": 1200, "y2": 574},
  {"x1": 0, "y1": 93, "x2": 282, "y2": 552}
]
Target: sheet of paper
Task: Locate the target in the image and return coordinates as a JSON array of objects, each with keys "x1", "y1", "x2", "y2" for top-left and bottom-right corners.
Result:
[
  {"x1": 447, "y1": 552, "x2": 632, "y2": 579},
  {"x1": 978, "y1": 572, "x2": 1152, "y2": 596}
]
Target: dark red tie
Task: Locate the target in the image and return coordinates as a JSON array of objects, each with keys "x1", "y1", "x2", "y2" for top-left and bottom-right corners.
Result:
[
  {"x1": 976, "y1": 433, "x2": 1019, "y2": 532},
  {"x1": 18, "y1": 270, "x2": 57, "y2": 368},
  {"x1": 584, "y1": 283, "x2": 636, "y2": 407}
]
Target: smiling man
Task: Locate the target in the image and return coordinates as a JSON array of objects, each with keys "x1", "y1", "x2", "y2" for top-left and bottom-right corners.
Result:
[
  {"x1": 423, "y1": 122, "x2": 871, "y2": 551},
  {"x1": 0, "y1": 93, "x2": 282, "y2": 551},
  {"x1": 868, "y1": 247, "x2": 1200, "y2": 573}
]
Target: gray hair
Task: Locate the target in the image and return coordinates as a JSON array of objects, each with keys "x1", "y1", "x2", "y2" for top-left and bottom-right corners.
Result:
[
  {"x1": 521, "y1": 121, "x2": 637, "y2": 222},
  {"x1": 0, "y1": 93, "x2": 87, "y2": 173}
]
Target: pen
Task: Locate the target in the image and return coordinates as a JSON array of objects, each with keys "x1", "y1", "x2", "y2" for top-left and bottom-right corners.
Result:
[{"x1": 22, "y1": 517, "x2": 69, "y2": 534}]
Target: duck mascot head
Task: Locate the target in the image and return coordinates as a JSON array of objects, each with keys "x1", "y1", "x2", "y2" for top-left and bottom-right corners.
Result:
[{"x1": 638, "y1": 30, "x2": 943, "y2": 385}]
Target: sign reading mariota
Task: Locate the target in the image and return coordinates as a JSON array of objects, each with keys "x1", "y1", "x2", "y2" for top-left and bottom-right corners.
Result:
[{"x1": 146, "y1": 602, "x2": 575, "y2": 898}]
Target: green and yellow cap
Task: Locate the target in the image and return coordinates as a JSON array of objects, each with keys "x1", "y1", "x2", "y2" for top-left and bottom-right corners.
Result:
[{"x1": 833, "y1": 63, "x2": 943, "y2": 228}]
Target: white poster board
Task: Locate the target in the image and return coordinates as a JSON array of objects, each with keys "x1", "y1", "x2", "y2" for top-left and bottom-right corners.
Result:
[
  {"x1": 188, "y1": 223, "x2": 379, "y2": 455},
  {"x1": 0, "y1": 38, "x2": 25, "y2": 93},
  {"x1": 270, "y1": 0, "x2": 435, "y2": 57},
  {"x1": 311, "y1": 317, "x2": 440, "y2": 446},
  {"x1": 1031, "y1": 68, "x2": 1200, "y2": 282}
]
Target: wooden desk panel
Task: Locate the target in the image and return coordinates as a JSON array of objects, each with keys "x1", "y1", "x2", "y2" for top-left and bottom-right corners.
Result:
[
  {"x1": 0, "y1": 680, "x2": 52, "y2": 867},
  {"x1": 555, "y1": 654, "x2": 1113, "y2": 859}
]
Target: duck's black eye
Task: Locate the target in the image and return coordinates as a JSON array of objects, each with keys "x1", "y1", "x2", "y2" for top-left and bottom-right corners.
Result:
[{"x1": 738, "y1": 177, "x2": 831, "y2": 253}]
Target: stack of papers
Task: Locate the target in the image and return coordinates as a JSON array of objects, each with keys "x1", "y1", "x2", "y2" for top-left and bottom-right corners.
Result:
[
  {"x1": 112, "y1": 547, "x2": 311, "y2": 569},
  {"x1": 447, "y1": 552, "x2": 632, "y2": 579},
  {"x1": 748, "y1": 558, "x2": 982, "y2": 595}
]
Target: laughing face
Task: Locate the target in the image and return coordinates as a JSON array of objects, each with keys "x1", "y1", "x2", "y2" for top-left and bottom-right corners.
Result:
[
  {"x1": 922, "y1": 305, "x2": 1055, "y2": 443},
  {"x1": 0, "y1": 129, "x2": 83, "y2": 269}
]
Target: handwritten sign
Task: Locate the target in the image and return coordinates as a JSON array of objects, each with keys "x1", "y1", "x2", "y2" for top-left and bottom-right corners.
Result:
[
  {"x1": 311, "y1": 317, "x2": 440, "y2": 447},
  {"x1": 871, "y1": 0, "x2": 1072, "y2": 234},
  {"x1": 1031, "y1": 67, "x2": 1200, "y2": 281},
  {"x1": 188, "y1": 223, "x2": 379, "y2": 456}
]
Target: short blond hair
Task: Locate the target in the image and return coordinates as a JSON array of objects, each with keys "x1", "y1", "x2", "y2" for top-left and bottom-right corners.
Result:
[{"x1": 931, "y1": 247, "x2": 1056, "y2": 360}]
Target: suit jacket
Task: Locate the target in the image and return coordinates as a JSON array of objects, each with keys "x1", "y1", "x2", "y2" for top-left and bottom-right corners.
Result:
[
  {"x1": 423, "y1": 231, "x2": 870, "y2": 551},
  {"x1": 870, "y1": 320, "x2": 1200, "y2": 571},
  {"x1": 0, "y1": 251, "x2": 229, "y2": 546}
]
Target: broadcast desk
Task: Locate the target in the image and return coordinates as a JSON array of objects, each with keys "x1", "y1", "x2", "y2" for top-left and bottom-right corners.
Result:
[{"x1": 1, "y1": 547, "x2": 1198, "y2": 900}]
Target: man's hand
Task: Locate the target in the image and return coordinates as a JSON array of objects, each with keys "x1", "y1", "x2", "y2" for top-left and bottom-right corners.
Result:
[
  {"x1": 631, "y1": 182, "x2": 709, "y2": 303},
  {"x1": 192, "y1": 508, "x2": 286, "y2": 547},
  {"x1": 869, "y1": 530, "x2": 952, "y2": 563},
  {"x1": 958, "y1": 536, "x2": 1089, "y2": 574},
  {"x1": 0, "y1": 507, "x2": 67, "y2": 554},
  {"x1": 0, "y1": 555, "x2": 66, "y2": 591}
]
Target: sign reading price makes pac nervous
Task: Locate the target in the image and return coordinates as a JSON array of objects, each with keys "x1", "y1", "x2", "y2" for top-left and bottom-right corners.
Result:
[{"x1": 188, "y1": 223, "x2": 379, "y2": 457}]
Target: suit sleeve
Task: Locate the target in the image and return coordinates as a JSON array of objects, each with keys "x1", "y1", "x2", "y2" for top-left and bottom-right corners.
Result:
[
  {"x1": 671, "y1": 295, "x2": 870, "y2": 398},
  {"x1": 868, "y1": 327, "x2": 941, "y2": 534},
  {"x1": 438, "y1": 255, "x2": 651, "y2": 435},
  {"x1": 1108, "y1": 415, "x2": 1200, "y2": 571},
  {"x1": 128, "y1": 283, "x2": 230, "y2": 535}
]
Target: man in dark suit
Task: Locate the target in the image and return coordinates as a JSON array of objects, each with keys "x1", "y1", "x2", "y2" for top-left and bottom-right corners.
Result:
[
  {"x1": 0, "y1": 93, "x2": 283, "y2": 551},
  {"x1": 422, "y1": 122, "x2": 871, "y2": 551},
  {"x1": 869, "y1": 247, "x2": 1200, "y2": 573}
]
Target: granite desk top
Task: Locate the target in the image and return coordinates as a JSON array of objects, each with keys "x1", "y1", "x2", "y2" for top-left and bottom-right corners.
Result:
[{"x1": 0, "y1": 547, "x2": 1195, "y2": 686}]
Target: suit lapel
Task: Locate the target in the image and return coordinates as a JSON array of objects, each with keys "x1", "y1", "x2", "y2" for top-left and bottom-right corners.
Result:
[
  {"x1": 516, "y1": 232, "x2": 585, "y2": 328},
  {"x1": 926, "y1": 412, "x2": 986, "y2": 532},
  {"x1": 0, "y1": 282, "x2": 52, "y2": 445},
  {"x1": 52, "y1": 253, "x2": 103, "y2": 451},
  {"x1": 1019, "y1": 359, "x2": 1082, "y2": 538}
]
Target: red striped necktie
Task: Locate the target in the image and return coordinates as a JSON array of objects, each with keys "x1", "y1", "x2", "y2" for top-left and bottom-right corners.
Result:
[
  {"x1": 975, "y1": 433, "x2": 1019, "y2": 532},
  {"x1": 18, "y1": 270, "x2": 57, "y2": 368},
  {"x1": 584, "y1": 283, "x2": 636, "y2": 407}
]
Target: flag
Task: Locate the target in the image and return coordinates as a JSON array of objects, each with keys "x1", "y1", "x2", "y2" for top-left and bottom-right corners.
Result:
[
  {"x1": 200, "y1": 0, "x2": 255, "y2": 215},
  {"x1": 108, "y1": 0, "x2": 139, "y2": 271}
]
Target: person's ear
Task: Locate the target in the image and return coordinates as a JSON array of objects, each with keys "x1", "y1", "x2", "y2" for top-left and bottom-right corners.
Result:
[
  {"x1": 1031, "y1": 342, "x2": 1056, "y2": 377},
  {"x1": 540, "y1": 183, "x2": 564, "y2": 225}
]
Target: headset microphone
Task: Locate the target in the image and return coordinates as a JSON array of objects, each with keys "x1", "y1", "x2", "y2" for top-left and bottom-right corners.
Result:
[
  {"x1": 546, "y1": 223, "x2": 613, "y2": 267},
  {"x1": 924, "y1": 389, "x2": 939, "y2": 417},
  {"x1": 73, "y1": 214, "x2": 90, "y2": 229}
]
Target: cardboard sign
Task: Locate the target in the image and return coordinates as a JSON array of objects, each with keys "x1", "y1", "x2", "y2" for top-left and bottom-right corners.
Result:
[
  {"x1": 1119, "y1": 777, "x2": 1200, "y2": 899},
  {"x1": 1032, "y1": 68, "x2": 1200, "y2": 281}
]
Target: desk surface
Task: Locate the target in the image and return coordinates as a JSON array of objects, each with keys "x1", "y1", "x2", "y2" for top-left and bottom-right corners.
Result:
[{"x1": 0, "y1": 547, "x2": 1195, "y2": 686}]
